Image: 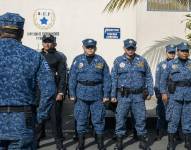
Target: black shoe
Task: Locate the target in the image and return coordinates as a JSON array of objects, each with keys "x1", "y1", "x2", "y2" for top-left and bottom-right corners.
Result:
[
  {"x1": 56, "y1": 141, "x2": 66, "y2": 150},
  {"x1": 167, "y1": 133, "x2": 175, "y2": 150},
  {"x1": 76, "y1": 134, "x2": 85, "y2": 150},
  {"x1": 114, "y1": 136, "x2": 123, "y2": 150},
  {"x1": 139, "y1": 135, "x2": 151, "y2": 150}
]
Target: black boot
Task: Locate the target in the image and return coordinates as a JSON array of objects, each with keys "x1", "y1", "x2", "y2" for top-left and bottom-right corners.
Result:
[
  {"x1": 185, "y1": 134, "x2": 191, "y2": 150},
  {"x1": 133, "y1": 128, "x2": 138, "y2": 140},
  {"x1": 167, "y1": 133, "x2": 175, "y2": 150},
  {"x1": 73, "y1": 133, "x2": 78, "y2": 141},
  {"x1": 156, "y1": 129, "x2": 165, "y2": 141},
  {"x1": 139, "y1": 135, "x2": 151, "y2": 150},
  {"x1": 175, "y1": 131, "x2": 181, "y2": 141},
  {"x1": 76, "y1": 134, "x2": 85, "y2": 150},
  {"x1": 114, "y1": 136, "x2": 123, "y2": 150},
  {"x1": 97, "y1": 134, "x2": 106, "y2": 150},
  {"x1": 56, "y1": 139, "x2": 66, "y2": 150}
]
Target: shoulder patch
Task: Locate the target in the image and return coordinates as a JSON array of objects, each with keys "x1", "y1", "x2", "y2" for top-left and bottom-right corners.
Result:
[
  {"x1": 78, "y1": 62, "x2": 84, "y2": 69},
  {"x1": 43, "y1": 61, "x2": 50, "y2": 71},
  {"x1": 162, "y1": 64, "x2": 167, "y2": 69},
  {"x1": 119, "y1": 62, "x2": 125, "y2": 68}
]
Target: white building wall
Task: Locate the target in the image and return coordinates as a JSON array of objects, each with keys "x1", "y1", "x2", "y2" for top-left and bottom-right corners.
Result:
[
  {"x1": 0, "y1": 0, "x2": 137, "y2": 67},
  {"x1": 136, "y1": 1, "x2": 187, "y2": 54}
]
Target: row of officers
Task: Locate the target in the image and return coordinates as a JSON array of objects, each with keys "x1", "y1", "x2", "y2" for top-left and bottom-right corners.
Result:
[{"x1": 0, "y1": 12, "x2": 191, "y2": 150}]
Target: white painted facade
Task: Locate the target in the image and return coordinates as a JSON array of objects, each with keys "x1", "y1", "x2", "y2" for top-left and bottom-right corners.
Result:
[{"x1": 0, "y1": 0, "x2": 188, "y2": 68}]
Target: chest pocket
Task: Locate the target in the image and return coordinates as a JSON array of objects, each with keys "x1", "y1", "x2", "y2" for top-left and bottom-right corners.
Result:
[
  {"x1": 170, "y1": 69, "x2": 180, "y2": 75},
  {"x1": 134, "y1": 66, "x2": 146, "y2": 77},
  {"x1": 170, "y1": 69, "x2": 180, "y2": 81}
]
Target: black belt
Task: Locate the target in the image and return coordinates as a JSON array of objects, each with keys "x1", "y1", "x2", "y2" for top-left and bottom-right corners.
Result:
[
  {"x1": 175, "y1": 81, "x2": 191, "y2": 87},
  {"x1": 0, "y1": 105, "x2": 36, "y2": 113},
  {"x1": 117, "y1": 87, "x2": 143, "y2": 98},
  {"x1": 78, "y1": 80, "x2": 103, "y2": 86},
  {"x1": 117, "y1": 87, "x2": 143, "y2": 94}
]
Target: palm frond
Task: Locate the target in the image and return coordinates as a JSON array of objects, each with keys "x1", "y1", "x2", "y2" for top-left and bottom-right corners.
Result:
[
  {"x1": 142, "y1": 36, "x2": 186, "y2": 76},
  {"x1": 103, "y1": 0, "x2": 141, "y2": 13}
]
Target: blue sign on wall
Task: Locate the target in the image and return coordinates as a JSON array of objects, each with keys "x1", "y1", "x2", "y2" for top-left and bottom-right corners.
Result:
[{"x1": 104, "y1": 27, "x2": 120, "y2": 39}]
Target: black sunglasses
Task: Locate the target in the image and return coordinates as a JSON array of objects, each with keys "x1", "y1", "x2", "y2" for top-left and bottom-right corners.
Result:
[
  {"x1": 167, "y1": 52, "x2": 176, "y2": 54},
  {"x1": 85, "y1": 46, "x2": 95, "y2": 49}
]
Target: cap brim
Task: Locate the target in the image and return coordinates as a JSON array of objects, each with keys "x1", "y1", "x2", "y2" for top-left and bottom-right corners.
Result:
[
  {"x1": 84, "y1": 44, "x2": 96, "y2": 47},
  {"x1": 167, "y1": 50, "x2": 176, "y2": 52},
  {"x1": 125, "y1": 45, "x2": 136, "y2": 49}
]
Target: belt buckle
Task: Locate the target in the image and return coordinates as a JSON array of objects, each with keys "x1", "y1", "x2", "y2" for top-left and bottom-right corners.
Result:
[{"x1": 7, "y1": 106, "x2": 10, "y2": 113}]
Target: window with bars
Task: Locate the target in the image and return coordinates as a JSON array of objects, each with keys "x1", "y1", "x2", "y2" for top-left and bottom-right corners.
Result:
[{"x1": 147, "y1": 0, "x2": 191, "y2": 11}]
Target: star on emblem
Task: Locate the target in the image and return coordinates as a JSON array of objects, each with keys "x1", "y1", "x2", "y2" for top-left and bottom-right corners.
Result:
[{"x1": 40, "y1": 17, "x2": 48, "y2": 25}]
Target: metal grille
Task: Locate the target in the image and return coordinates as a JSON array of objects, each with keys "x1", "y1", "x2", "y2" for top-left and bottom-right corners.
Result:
[{"x1": 147, "y1": 0, "x2": 190, "y2": 11}]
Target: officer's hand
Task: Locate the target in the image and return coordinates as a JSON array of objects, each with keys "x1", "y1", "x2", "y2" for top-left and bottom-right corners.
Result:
[
  {"x1": 146, "y1": 95, "x2": 152, "y2": 100},
  {"x1": 111, "y1": 97, "x2": 117, "y2": 103},
  {"x1": 162, "y1": 94, "x2": 168, "y2": 104},
  {"x1": 56, "y1": 94, "x2": 63, "y2": 101},
  {"x1": 103, "y1": 98, "x2": 109, "y2": 103},
  {"x1": 70, "y1": 96, "x2": 76, "y2": 101}
]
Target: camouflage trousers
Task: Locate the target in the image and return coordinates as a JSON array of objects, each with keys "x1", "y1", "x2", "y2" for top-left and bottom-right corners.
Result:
[
  {"x1": 115, "y1": 99, "x2": 147, "y2": 136},
  {"x1": 166, "y1": 99, "x2": 191, "y2": 134},
  {"x1": 74, "y1": 99, "x2": 105, "y2": 134}
]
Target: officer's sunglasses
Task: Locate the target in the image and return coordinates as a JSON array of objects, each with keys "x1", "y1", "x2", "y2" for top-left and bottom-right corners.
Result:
[
  {"x1": 125, "y1": 47, "x2": 136, "y2": 51},
  {"x1": 179, "y1": 50, "x2": 189, "y2": 53},
  {"x1": 85, "y1": 46, "x2": 95, "y2": 49},
  {"x1": 167, "y1": 52, "x2": 176, "y2": 54}
]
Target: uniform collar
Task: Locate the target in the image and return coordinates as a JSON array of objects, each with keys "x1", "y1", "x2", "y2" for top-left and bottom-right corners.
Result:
[
  {"x1": 122, "y1": 53, "x2": 139, "y2": 62},
  {"x1": 42, "y1": 48, "x2": 56, "y2": 53}
]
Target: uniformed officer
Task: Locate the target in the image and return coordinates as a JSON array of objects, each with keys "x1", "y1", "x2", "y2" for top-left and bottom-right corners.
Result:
[
  {"x1": 69, "y1": 38, "x2": 111, "y2": 150},
  {"x1": 111, "y1": 39, "x2": 153, "y2": 150},
  {"x1": 160, "y1": 42, "x2": 191, "y2": 150},
  {"x1": 0, "y1": 12, "x2": 55, "y2": 149},
  {"x1": 155, "y1": 44, "x2": 176, "y2": 140},
  {"x1": 36, "y1": 34, "x2": 67, "y2": 150}
]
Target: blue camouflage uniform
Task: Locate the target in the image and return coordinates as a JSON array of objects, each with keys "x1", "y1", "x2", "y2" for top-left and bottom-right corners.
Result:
[
  {"x1": 0, "y1": 13, "x2": 55, "y2": 150},
  {"x1": 155, "y1": 44, "x2": 176, "y2": 131},
  {"x1": 69, "y1": 39, "x2": 111, "y2": 134},
  {"x1": 111, "y1": 39, "x2": 154, "y2": 136},
  {"x1": 160, "y1": 42, "x2": 191, "y2": 134}
]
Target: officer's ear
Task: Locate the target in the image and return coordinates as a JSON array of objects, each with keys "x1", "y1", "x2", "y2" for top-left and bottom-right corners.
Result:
[
  {"x1": 54, "y1": 43, "x2": 57, "y2": 47},
  {"x1": 94, "y1": 47, "x2": 97, "y2": 52},
  {"x1": 82, "y1": 45, "x2": 86, "y2": 50},
  {"x1": 16, "y1": 29, "x2": 24, "y2": 42}
]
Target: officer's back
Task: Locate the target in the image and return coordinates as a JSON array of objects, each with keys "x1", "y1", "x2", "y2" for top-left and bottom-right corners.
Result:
[{"x1": 0, "y1": 12, "x2": 55, "y2": 150}]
